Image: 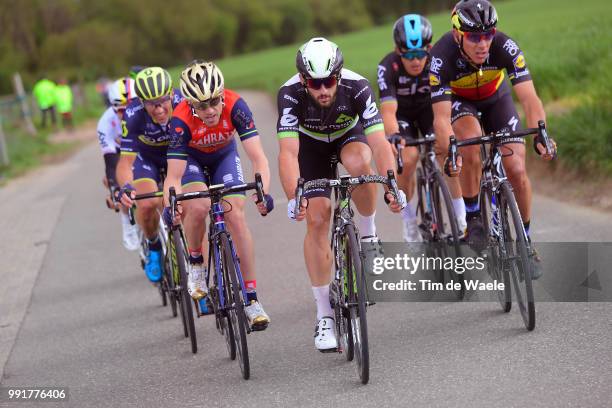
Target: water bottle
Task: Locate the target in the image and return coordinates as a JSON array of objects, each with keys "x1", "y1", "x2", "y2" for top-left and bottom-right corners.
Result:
[{"x1": 198, "y1": 296, "x2": 209, "y2": 314}]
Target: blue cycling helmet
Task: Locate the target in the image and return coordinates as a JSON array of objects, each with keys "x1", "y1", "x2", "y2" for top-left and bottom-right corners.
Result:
[{"x1": 393, "y1": 14, "x2": 433, "y2": 50}]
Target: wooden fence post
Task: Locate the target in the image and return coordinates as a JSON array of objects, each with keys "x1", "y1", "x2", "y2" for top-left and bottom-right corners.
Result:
[
  {"x1": 13, "y1": 72, "x2": 37, "y2": 136},
  {"x1": 0, "y1": 116, "x2": 10, "y2": 166}
]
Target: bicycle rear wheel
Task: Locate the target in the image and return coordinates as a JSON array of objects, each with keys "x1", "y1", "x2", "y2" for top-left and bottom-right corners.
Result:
[
  {"x1": 498, "y1": 182, "x2": 535, "y2": 330},
  {"x1": 221, "y1": 233, "x2": 250, "y2": 380},
  {"x1": 173, "y1": 229, "x2": 198, "y2": 353},
  {"x1": 432, "y1": 171, "x2": 465, "y2": 299},
  {"x1": 345, "y1": 224, "x2": 369, "y2": 384},
  {"x1": 480, "y1": 187, "x2": 511, "y2": 312}
]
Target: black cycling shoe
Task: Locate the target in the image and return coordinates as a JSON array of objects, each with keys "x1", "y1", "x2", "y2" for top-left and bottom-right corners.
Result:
[{"x1": 466, "y1": 217, "x2": 487, "y2": 253}]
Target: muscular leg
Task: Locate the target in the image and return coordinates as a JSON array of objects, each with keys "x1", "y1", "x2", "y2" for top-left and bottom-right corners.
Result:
[
  {"x1": 303, "y1": 198, "x2": 333, "y2": 286},
  {"x1": 501, "y1": 143, "x2": 531, "y2": 222},
  {"x1": 133, "y1": 179, "x2": 162, "y2": 240},
  {"x1": 224, "y1": 196, "x2": 256, "y2": 281},
  {"x1": 340, "y1": 142, "x2": 376, "y2": 216},
  {"x1": 181, "y1": 182, "x2": 210, "y2": 254},
  {"x1": 452, "y1": 116, "x2": 482, "y2": 198},
  {"x1": 397, "y1": 146, "x2": 419, "y2": 200}
]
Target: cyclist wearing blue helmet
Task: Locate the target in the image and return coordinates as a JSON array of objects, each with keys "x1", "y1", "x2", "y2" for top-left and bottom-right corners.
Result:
[{"x1": 378, "y1": 14, "x2": 467, "y2": 242}]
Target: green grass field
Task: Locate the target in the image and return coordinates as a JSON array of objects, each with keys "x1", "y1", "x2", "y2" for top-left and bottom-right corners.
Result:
[
  {"x1": 3, "y1": 0, "x2": 611, "y2": 179},
  {"x1": 168, "y1": 0, "x2": 611, "y2": 174}
]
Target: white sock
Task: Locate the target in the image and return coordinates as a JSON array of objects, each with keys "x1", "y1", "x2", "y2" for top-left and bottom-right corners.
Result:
[
  {"x1": 401, "y1": 201, "x2": 417, "y2": 222},
  {"x1": 452, "y1": 198, "x2": 467, "y2": 228},
  {"x1": 357, "y1": 211, "x2": 376, "y2": 238},
  {"x1": 120, "y1": 211, "x2": 131, "y2": 226},
  {"x1": 312, "y1": 285, "x2": 333, "y2": 321}
]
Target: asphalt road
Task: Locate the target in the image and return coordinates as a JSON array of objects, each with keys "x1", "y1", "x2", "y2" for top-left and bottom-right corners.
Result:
[{"x1": 1, "y1": 91, "x2": 611, "y2": 408}]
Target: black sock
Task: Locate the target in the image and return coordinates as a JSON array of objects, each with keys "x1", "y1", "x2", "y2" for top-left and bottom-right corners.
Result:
[
  {"x1": 147, "y1": 236, "x2": 162, "y2": 251},
  {"x1": 464, "y1": 195, "x2": 480, "y2": 220},
  {"x1": 246, "y1": 291, "x2": 257, "y2": 303},
  {"x1": 523, "y1": 220, "x2": 531, "y2": 240},
  {"x1": 189, "y1": 254, "x2": 204, "y2": 265}
]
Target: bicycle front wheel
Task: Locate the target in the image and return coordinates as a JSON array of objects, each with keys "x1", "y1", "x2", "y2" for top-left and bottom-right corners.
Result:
[
  {"x1": 345, "y1": 224, "x2": 369, "y2": 384},
  {"x1": 432, "y1": 171, "x2": 464, "y2": 299},
  {"x1": 480, "y1": 187, "x2": 511, "y2": 312},
  {"x1": 221, "y1": 233, "x2": 250, "y2": 380},
  {"x1": 499, "y1": 182, "x2": 535, "y2": 330},
  {"x1": 173, "y1": 229, "x2": 198, "y2": 353}
]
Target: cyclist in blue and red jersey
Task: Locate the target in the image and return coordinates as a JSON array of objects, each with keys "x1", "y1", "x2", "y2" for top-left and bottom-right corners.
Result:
[
  {"x1": 163, "y1": 61, "x2": 273, "y2": 330},
  {"x1": 430, "y1": 0, "x2": 557, "y2": 278},
  {"x1": 117, "y1": 67, "x2": 183, "y2": 283}
]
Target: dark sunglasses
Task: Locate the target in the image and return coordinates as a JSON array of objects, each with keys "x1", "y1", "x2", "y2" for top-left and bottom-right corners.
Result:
[
  {"x1": 191, "y1": 96, "x2": 223, "y2": 110},
  {"x1": 143, "y1": 95, "x2": 171, "y2": 107},
  {"x1": 305, "y1": 76, "x2": 338, "y2": 90},
  {"x1": 400, "y1": 49, "x2": 429, "y2": 60},
  {"x1": 463, "y1": 28, "x2": 496, "y2": 43}
]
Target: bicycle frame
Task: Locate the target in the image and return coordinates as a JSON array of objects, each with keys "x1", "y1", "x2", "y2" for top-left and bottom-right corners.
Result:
[{"x1": 207, "y1": 199, "x2": 249, "y2": 314}]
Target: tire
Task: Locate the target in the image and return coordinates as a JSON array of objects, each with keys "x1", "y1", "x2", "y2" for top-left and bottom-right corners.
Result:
[
  {"x1": 173, "y1": 229, "x2": 198, "y2": 353},
  {"x1": 345, "y1": 224, "x2": 369, "y2": 384},
  {"x1": 499, "y1": 182, "x2": 535, "y2": 331},
  {"x1": 221, "y1": 233, "x2": 250, "y2": 380},
  {"x1": 480, "y1": 187, "x2": 511, "y2": 312},
  {"x1": 415, "y1": 167, "x2": 432, "y2": 242},
  {"x1": 431, "y1": 171, "x2": 465, "y2": 299}
]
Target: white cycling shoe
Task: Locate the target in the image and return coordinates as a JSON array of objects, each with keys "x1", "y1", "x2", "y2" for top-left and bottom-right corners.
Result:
[
  {"x1": 402, "y1": 218, "x2": 423, "y2": 242},
  {"x1": 244, "y1": 300, "x2": 270, "y2": 331},
  {"x1": 188, "y1": 264, "x2": 208, "y2": 300},
  {"x1": 314, "y1": 316, "x2": 338, "y2": 352},
  {"x1": 121, "y1": 222, "x2": 140, "y2": 251}
]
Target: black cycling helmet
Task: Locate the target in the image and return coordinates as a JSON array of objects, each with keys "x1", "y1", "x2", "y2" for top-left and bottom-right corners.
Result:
[
  {"x1": 393, "y1": 14, "x2": 433, "y2": 50},
  {"x1": 452, "y1": 0, "x2": 498, "y2": 32}
]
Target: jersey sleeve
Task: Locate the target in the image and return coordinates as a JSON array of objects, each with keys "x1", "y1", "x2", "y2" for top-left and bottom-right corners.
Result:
[
  {"x1": 97, "y1": 110, "x2": 119, "y2": 155},
  {"x1": 496, "y1": 32, "x2": 532, "y2": 86},
  {"x1": 353, "y1": 79, "x2": 384, "y2": 135},
  {"x1": 276, "y1": 86, "x2": 300, "y2": 139},
  {"x1": 230, "y1": 97, "x2": 259, "y2": 142},
  {"x1": 166, "y1": 117, "x2": 192, "y2": 161},
  {"x1": 120, "y1": 103, "x2": 143, "y2": 155},
  {"x1": 377, "y1": 56, "x2": 397, "y2": 105},
  {"x1": 429, "y1": 46, "x2": 453, "y2": 104}
]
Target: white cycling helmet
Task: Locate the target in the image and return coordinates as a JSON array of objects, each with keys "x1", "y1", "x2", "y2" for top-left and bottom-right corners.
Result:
[
  {"x1": 296, "y1": 37, "x2": 344, "y2": 79},
  {"x1": 180, "y1": 60, "x2": 225, "y2": 103},
  {"x1": 107, "y1": 77, "x2": 136, "y2": 108}
]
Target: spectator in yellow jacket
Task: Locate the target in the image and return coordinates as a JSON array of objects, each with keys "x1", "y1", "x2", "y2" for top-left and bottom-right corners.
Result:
[
  {"x1": 32, "y1": 76, "x2": 57, "y2": 128},
  {"x1": 55, "y1": 78, "x2": 74, "y2": 130}
]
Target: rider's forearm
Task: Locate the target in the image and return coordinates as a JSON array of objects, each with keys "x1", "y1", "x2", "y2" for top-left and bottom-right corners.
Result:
[
  {"x1": 278, "y1": 150, "x2": 300, "y2": 199},
  {"x1": 381, "y1": 102, "x2": 399, "y2": 136},
  {"x1": 103, "y1": 152, "x2": 119, "y2": 187},
  {"x1": 116, "y1": 154, "x2": 134, "y2": 187},
  {"x1": 523, "y1": 96, "x2": 546, "y2": 129},
  {"x1": 369, "y1": 132, "x2": 396, "y2": 176},
  {"x1": 163, "y1": 159, "x2": 186, "y2": 207},
  {"x1": 241, "y1": 137, "x2": 271, "y2": 192}
]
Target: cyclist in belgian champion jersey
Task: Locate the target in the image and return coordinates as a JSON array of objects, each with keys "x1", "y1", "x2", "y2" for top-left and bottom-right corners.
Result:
[
  {"x1": 117, "y1": 67, "x2": 183, "y2": 283},
  {"x1": 164, "y1": 61, "x2": 273, "y2": 329},
  {"x1": 378, "y1": 14, "x2": 467, "y2": 242},
  {"x1": 96, "y1": 77, "x2": 140, "y2": 251},
  {"x1": 430, "y1": 0, "x2": 557, "y2": 278},
  {"x1": 277, "y1": 38, "x2": 405, "y2": 351}
]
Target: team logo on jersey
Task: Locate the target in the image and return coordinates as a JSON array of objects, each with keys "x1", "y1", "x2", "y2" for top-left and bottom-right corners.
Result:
[
  {"x1": 429, "y1": 74, "x2": 441, "y2": 87},
  {"x1": 392, "y1": 62, "x2": 399, "y2": 72},
  {"x1": 513, "y1": 53, "x2": 526, "y2": 69},
  {"x1": 362, "y1": 96, "x2": 378, "y2": 120},
  {"x1": 280, "y1": 107, "x2": 299, "y2": 127},
  {"x1": 456, "y1": 58, "x2": 467, "y2": 69},
  {"x1": 503, "y1": 38, "x2": 519, "y2": 56},
  {"x1": 336, "y1": 114, "x2": 353, "y2": 124},
  {"x1": 430, "y1": 57, "x2": 443, "y2": 74},
  {"x1": 175, "y1": 127, "x2": 184, "y2": 135}
]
